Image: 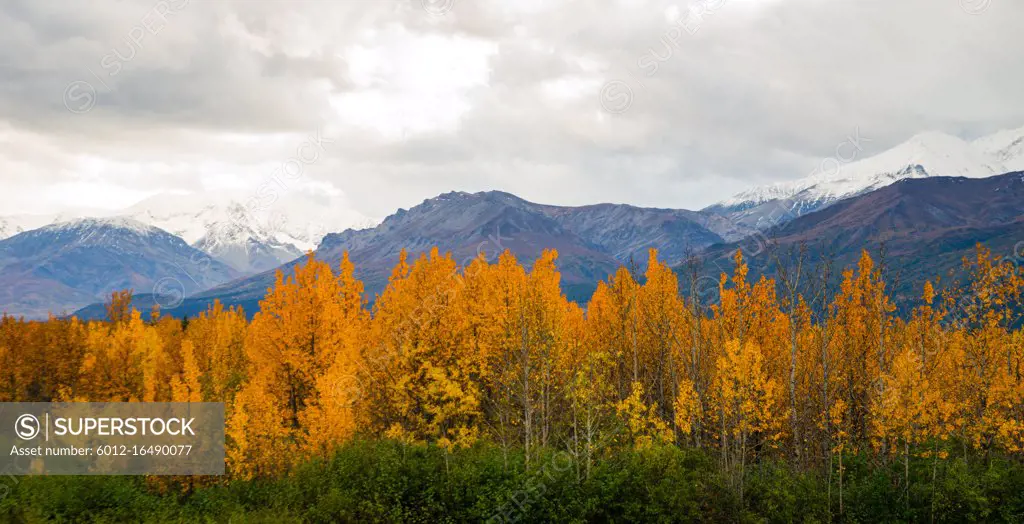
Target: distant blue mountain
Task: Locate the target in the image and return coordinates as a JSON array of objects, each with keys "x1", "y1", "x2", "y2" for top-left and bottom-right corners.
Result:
[{"x1": 0, "y1": 218, "x2": 238, "y2": 319}]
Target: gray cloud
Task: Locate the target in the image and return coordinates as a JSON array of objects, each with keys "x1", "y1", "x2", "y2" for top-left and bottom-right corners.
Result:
[{"x1": 0, "y1": 0, "x2": 1022, "y2": 218}]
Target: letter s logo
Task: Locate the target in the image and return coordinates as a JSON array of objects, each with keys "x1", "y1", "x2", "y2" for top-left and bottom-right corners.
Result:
[{"x1": 15, "y1": 414, "x2": 40, "y2": 440}]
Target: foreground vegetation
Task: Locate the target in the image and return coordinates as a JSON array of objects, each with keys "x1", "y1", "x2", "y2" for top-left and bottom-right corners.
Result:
[
  {"x1": 1, "y1": 242, "x2": 1022, "y2": 520},
  {"x1": 3, "y1": 440, "x2": 1024, "y2": 522}
]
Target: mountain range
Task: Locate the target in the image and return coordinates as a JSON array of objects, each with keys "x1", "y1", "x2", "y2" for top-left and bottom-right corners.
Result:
[
  {"x1": 0, "y1": 218, "x2": 238, "y2": 319},
  {"x1": 1, "y1": 126, "x2": 1022, "y2": 320},
  {"x1": 706, "y1": 127, "x2": 1024, "y2": 231},
  {"x1": 148, "y1": 190, "x2": 733, "y2": 318},
  {"x1": 0, "y1": 193, "x2": 378, "y2": 275},
  {"x1": 699, "y1": 171, "x2": 1024, "y2": 305}
]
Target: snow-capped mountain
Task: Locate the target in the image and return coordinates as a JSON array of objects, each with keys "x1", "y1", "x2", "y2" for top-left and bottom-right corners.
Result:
[
  {"x1": 0, "y1": 213, "x2": 77, "y2": 240},
  {"x1": 0, "y1": 192, "x2": 378, "y2": 275},
  {"x1": 0, "y1": 217, "x2": 238, "y2": 319},
  {"x1": 707, "y1": 130, "x2": 1017, "y2": 229},
  {"x1": 123, "y1": 192, "x2": 378, "y2": 274},
  {"x1": 972, "y1": 125, "x2": 1024, "y2": 172},
  {"x1": 191, "y1": 218, "x2": 302, "y2": 274},
  {"x1": 0, "y1": 216, "x2": 35, "y2": 239},
  {"x1": 698, "y1": 170, "x2": 1024, "y2": 307}
]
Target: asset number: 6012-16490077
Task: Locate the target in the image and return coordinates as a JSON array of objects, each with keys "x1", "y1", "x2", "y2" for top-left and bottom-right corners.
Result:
[{"x1": 95, "y1": 444, "x2": 192, "y2": 456}]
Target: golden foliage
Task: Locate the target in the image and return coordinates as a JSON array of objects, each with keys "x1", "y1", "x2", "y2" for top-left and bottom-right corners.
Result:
[{"x1": 1, "y1": 243, "x2": 1022, "y2": 479}]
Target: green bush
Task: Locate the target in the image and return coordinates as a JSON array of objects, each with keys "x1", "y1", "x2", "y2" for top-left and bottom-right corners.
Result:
[{"x1": 3, "y1": 443, "x2": 1024, "y2": 523}]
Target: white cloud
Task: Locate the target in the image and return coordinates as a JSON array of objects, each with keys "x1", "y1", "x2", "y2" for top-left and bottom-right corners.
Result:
[{"x1": 0, "y1": 0, "x2": 1021, "y2": 219}]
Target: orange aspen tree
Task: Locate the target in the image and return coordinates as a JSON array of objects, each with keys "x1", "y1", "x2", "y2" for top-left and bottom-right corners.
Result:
[
  {"x1": 0, "y1": 315, "x2": 29, "y2": 401},
  {"x1": 229, "y1": 252, "x2": 365, "y2": 475},
  {"x1": 586, "y1": 267, "x2": 643, "y2": 407},
  {"x1": 712, "y1": 250, "x2": 753, "y2": 346},
  {"x1": 948, "y1": 246, "x2": 1024, "y2": 452},
  {"x1": 477, "y1": 250, "x2": 566, "y2": 466},
  {"x1": 79, "y1": 309, "x2": 161, "y2": 402},
  {"x1": 830, "y1": 251, "x2": 894, "y2": 445},
  {"x1": 21, "y1": 316, "x2": 88, "y2": 402},
  {"x1": 303, "y1": 253, "x2": 368, "y2": 456},
  {"x1": 637, "y1": 249, "x2": 690, "y2": 430},
  {"x1": 523, "y1": 250, "x2": 569, "y2": 453},
  {"x1": 872, "y1": 345, "x2": 927, "y2": 505},
  {"x1": 772, "y1": 244, "x2": 812, "y2": 461}
]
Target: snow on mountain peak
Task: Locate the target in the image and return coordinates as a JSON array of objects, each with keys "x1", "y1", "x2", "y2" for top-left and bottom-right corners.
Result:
[
  {"x1": 49, "y1": 216, "x2": 161, "y2": 236},
  {"x1": 972, "y1": 125, "x2": 1024, "y2": 172},
  {"x1": 120, "y1": 191, "x2": 378, "y2": 273},
  {"x1": 0, "y1": 213, "x2": 93, "y2": 240},
  {"x1": 22, "y1": 217, "x2": 184, "y2": 248},
  {"x1": 716, "y1": 128, "x2": 1011, "y2": 211},
  {"x1": 0, "y1": 189, "x2": 378, "y2": 275}
]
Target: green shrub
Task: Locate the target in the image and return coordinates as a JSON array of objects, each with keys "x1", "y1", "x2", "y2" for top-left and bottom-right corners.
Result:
[{"x1": 3, "y1": 442, "x2": 1024, "y2": 523}]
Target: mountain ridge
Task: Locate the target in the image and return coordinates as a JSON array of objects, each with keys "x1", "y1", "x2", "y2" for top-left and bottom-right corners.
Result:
[
  {"x1": 97, "y1": 190, "x2": 728, "y2": 319},
  {"x1": 0, "y1": 193, "x2": 379, "y2": 275},
  {"x1": 0, "y1": 218, "x2": 239, "y2": 319},
  {"x1": 695, "y1": 171, "x2": 1024, "y2": 305},
  {"x1": 707, "y1": 127, "x2": 1024, "y2": 230}
]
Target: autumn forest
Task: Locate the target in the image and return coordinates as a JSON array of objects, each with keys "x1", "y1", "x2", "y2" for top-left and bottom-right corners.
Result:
[{"x1": 2, "y1": 245, "x2": 1024, "y2": 522}]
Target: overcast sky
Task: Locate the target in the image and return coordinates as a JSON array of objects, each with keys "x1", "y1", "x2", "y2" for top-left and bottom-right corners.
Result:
[{"x1": 1, "y1": 0, "x2": 1022, "y2": 219}]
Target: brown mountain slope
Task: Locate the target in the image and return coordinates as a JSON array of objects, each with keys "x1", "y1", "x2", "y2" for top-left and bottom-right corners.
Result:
[{"x1": 693, "y1": 171, "x2": 1024, "y2": 304}]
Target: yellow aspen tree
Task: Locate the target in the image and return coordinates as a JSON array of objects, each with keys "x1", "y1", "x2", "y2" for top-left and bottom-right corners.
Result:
[
  {"x1": 478, "y1": 251, "x2": 526, "y2": 460},
  {"x1": 147, "y1": 314, "x2": 184, "y2": 402},
  {"x1": 586, "y1": 267, "x2": 643, "y2": 407},
  {"x1": 454, "y1": 253, "x2": 513, "y2": 456},
  {"x1": 561, "y1": 299, "x2": 613, "y2": 478},
  {"x1": 907, "y1": 281, "x2": 962, "y2": 453},
  {"x1": 185, "y1": 300, "x2": 249, "y2": 403},
  {"x1": 713, "y1": 338, "x2": 783, "y2": 502},
  {"x1": 945, "y1": 245, "x2": 1023, "y2": 451},
  {"x1": 0, "y1": 316, "x2": 20, "y2": 401},
  {"x1": 367, "y1": 248, "x2": 482, "y2": 453},
  {"x1": 673, "y1": 378, "x2": 702, "y2": 437},
  {"x1": 362, "y1": 249, "x2": 417, "y2": 435},
  {"x1": 615, "y1": 381, "x2": 674, "y2": 449},
  {"x1": 523, "y1": 250, "x2": 568, "y2": 453},
  {"x1": 106, "y1": 289, "x2": 134, "y2": 324},
  {"x1": 227, "y1": 376, "x2": 293, "y2": 478},
  {"x1": 772, "y1": 244, "x2": 814, "y2": 461},
  {"x1": 830, "y1": 251, "x2": 894, "y2": 446},
  {"x1": 638, "y1": 249, "x2": 689, "y2": 430},
  {"x1": 829, "y1": 397, "x2": 852, "y2": 515},
  {"x1": 171, "y1": 339, "x2": 203, "y2": 403},
  {"x1": 22, "y1": 316, "x2": 88, "y2": 402},
  {"x1": 712, "y1": 250, "x2": 752, "y2": 346},
  {"x1": 871, "y1": 346, "x2": 927, "y2": 505},
  {"x1": 303, "y1": 353, "x2": 363, "y2": 457},
  {"x1": 479, "y1": 249, "x2": 563, "y2": 466},
  {"x1": 746, "y1": 275, "x2": 791, "y2": 449}
]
